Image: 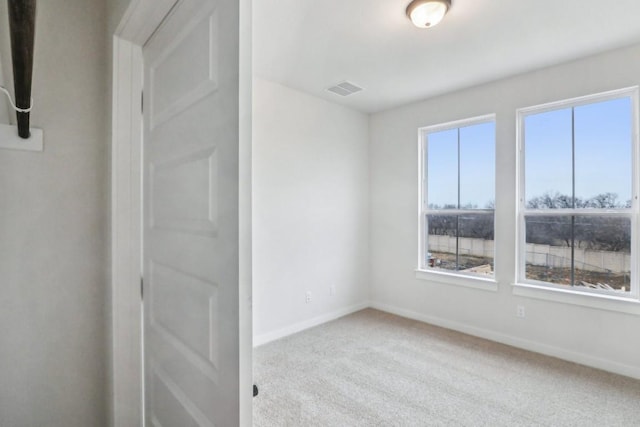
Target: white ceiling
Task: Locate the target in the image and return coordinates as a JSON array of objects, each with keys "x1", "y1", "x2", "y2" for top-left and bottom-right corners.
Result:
[{"x1": 253, "y1": 0, "x2": 640, "y2": 113}]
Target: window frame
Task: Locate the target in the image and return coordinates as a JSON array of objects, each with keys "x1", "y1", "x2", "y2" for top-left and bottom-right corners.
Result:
[
  {"x1": 417, "y1": 114, "x2": 497, "y2": 283},
  {"x1": 516, "y1": 86, "x2": 640, "y2": 301}
]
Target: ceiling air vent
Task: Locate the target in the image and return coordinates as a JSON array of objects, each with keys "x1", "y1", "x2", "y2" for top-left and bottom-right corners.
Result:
[{"x1": 327, "y1": 81, "x2": 363, "y2": 97}]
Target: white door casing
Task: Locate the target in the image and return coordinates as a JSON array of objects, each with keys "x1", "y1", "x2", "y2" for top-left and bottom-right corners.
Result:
[
  {"x1": 141, "y1": 0, "x2": 245, "y2": 425},
  {"x1": 111, "y1": 0, "x2": 251, "y2": 424}
]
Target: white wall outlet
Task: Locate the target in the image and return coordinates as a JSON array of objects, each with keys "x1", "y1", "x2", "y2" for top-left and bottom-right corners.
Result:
[
  {"x1": 305, "y1": 291, "x2": 312, "y2": 303},
  {"x1": 516, "y1": 305, "x2": 526, "y2": 318},
  {"x1": 329, "y1": 285, "x2": 336, "y2": 296}
]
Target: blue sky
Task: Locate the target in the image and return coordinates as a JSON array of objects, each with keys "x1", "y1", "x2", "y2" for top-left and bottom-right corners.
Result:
[
  {"x1": 426, "y1": 97, "x2": 632, "y2": 209},
  {"x1": 525, "y1": 97, "x2": 632, "y2": 205},
  {"x1": 427, "y1": 121, "x2": 495, "y2": 208}
]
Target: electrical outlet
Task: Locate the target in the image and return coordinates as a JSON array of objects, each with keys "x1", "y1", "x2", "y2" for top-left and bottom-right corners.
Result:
[
  {"x1": 305, "y1": 291, "x2": 312, "y2": 303},
  {"x1": 330, "y1": 285, "x2": 336, "y2": 296},
  {"x1": 516, "y1": 305, "x2": 526, "y2": 318}
]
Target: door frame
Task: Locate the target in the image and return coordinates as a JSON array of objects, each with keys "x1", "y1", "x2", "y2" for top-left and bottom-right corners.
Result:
[{"x1": 110, "y1": 1, "x2": 253, "y2": 425}]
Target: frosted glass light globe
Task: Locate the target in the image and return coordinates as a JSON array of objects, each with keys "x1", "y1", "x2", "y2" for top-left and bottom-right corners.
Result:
[{"x1": 407, "y1": 0, "x2": 450, "y2": 28}]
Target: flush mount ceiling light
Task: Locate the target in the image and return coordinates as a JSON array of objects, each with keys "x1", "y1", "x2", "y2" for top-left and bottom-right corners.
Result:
[{"x1": 406, "y1": 0, "x2": 451, "y2": 28}]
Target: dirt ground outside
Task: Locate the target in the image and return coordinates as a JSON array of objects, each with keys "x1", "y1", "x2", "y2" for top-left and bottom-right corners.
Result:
[
  {"x1": 430, "y1": 251, "x2": 493, "y2": 273},
  {"x1": 525, "y1": 265, "x2": 629, "y2": 291}
]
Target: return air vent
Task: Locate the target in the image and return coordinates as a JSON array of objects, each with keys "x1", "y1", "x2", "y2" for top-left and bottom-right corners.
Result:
[{"x1": 327, "y1": 81, "x2": 363, "y2": 97}]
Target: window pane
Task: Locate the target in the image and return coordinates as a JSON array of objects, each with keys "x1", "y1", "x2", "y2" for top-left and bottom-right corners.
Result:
[
  {"x1": 525, "y1": 108, "x2": 572, "y2": 206},
  {"x1": 427, "y1": 129, "x2": 458, "y2": 209},
  {"x1": 574, "y1": 97, "x2": 632, "y2": 207},
  {"x1": 427, "y1": 214, "x2": 494, "y2": 275},
  {"x1": 525, "y1": 216, "x2": 630, "y2": 292},
  {"x1": 460, "y1": 122, "x2": 495, "y2": 209}
]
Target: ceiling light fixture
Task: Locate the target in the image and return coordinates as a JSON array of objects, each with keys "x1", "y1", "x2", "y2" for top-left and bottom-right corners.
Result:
[{"x1": 406, "y1": 0, "x2": 451, "y2": 29}]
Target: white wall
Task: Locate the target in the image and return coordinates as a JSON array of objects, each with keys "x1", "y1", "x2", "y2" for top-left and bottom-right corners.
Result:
[
  {"x1": 252, "y1": 78, "x2": 369, "y2": 344},
  {"x1": 0, "y1": 1, "x2": 108, "y2": 426},
  {"x1": 370, "y1": 43, "x2": 640, "y2": 378}
]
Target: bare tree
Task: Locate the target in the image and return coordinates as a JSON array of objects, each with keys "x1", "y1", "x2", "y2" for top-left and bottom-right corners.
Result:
[{"x1": 525, "y1": 192, "x2": 629, "y2": 252}]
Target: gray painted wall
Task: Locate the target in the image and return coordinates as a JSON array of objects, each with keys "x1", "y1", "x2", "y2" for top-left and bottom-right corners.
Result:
[
  {"x1": 0, "y1": 1, "x2": 108, "y2": 426},
  {"x1": 107, "y1": 0, "x2": 131, "y2": 36},
  {"x1": 0, "y1": 6, "x2": 11, "y2": 124},
  {"x1": 0, "y1": 56, "x2": 9, "y2": 123}
]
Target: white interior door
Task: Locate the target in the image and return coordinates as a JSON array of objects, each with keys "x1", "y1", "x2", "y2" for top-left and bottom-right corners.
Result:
[{"x1": 142, "y1": 0, "x2": 244, "y2": 425}]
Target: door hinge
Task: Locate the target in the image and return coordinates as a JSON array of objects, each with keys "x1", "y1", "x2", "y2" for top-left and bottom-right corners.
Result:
[{"x1": 140, "y1": 277, "x2": 144, "y2": 300}]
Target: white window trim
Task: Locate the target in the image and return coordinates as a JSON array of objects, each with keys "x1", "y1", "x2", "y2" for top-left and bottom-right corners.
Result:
[
  {"x1": 513, "y1": 282, "x2": 640, "y2": 315},
  {"x1": 515, "y1": 86, "x2": 640, "y2": 306},
  {"x1": 417, "y1": 113, "x2": 497, "y2": 284},
  {"x1": 415, "y1": 269, "x2": 498, "y2": 291}
]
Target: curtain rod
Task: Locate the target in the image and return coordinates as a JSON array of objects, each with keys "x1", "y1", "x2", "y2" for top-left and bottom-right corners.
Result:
[{"x1": 8, "y1": 0, "x2": 36, "y2": 139}]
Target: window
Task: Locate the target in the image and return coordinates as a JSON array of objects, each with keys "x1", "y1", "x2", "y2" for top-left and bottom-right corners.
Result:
[
  {"x1": 517, "y1": 88, "x2": 639, "y2": 298},
  {"x1": 419, "y1": 115, "x2": 496, "y2": 279}
]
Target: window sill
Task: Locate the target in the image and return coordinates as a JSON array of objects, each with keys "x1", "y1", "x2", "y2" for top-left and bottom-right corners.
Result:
[
  {"x1": 513, "y1": 282, "x2": 640, "y2": 315},
  {"x1": 415, "y1": 269, "x2": 498, "y2": 292}
]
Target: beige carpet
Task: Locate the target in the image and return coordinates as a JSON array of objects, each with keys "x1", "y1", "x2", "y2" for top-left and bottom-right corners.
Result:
[{"x1": 253, "y1": 309, "x2": 640, "y2": 426}]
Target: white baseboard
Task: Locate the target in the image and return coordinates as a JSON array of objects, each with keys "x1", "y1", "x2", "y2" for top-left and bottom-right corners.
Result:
[
  {"x1": 253, "y1": 302, "x2": 369, "y2": 347},
  {"x1": 370, "y1": 301, "x2": 640, "y2": 380}
]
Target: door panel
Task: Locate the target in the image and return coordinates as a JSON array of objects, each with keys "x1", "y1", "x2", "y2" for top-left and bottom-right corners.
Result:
[
  {"x1": 143, "y1": 0, "x2": 241, "y2": 425},
  {"x1": 150, "y1": 147, "x2": 218, "y2": 235}
]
